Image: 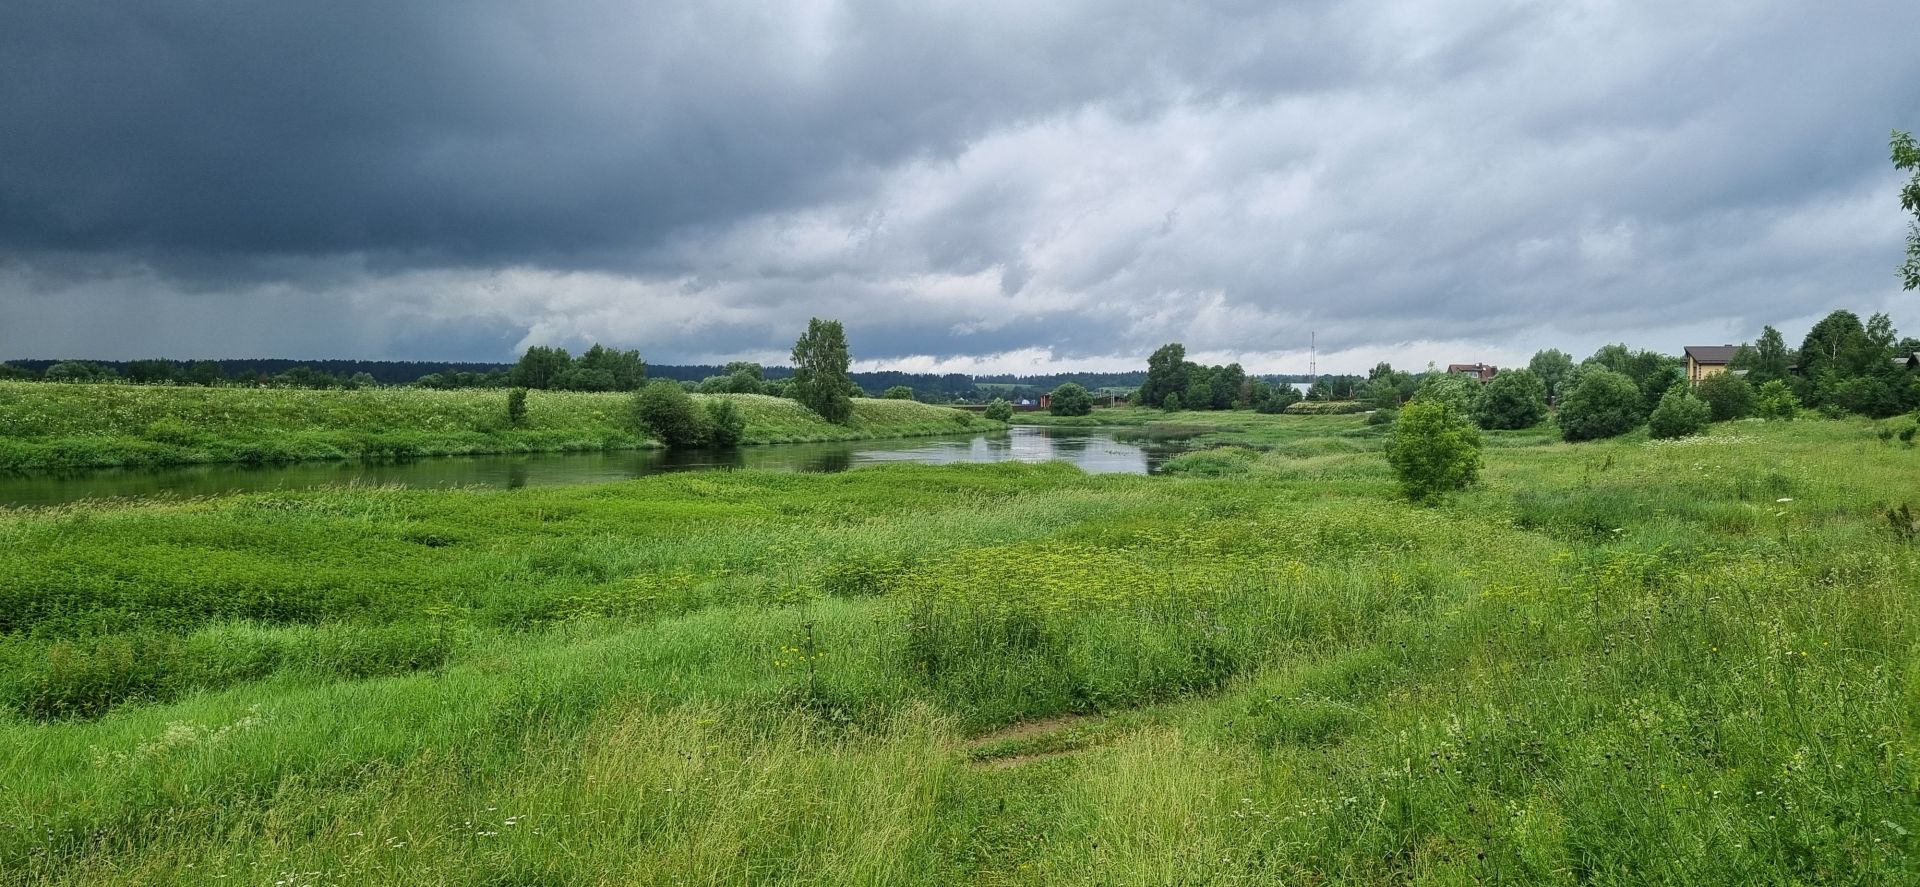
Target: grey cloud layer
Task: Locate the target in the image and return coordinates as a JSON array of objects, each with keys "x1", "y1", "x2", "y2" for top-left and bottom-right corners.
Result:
[{"x1": 3, "y1": 0, "x2": 1918, "y2": 367}]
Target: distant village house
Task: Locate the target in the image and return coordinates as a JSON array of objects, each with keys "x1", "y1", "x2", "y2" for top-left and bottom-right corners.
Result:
[
  {"x1": 1683, "y1": 345, "x2": 1741, "y2": 384},
  {"x1": 1447, "y1": 363, "x2": 1497, "y2": 382}
]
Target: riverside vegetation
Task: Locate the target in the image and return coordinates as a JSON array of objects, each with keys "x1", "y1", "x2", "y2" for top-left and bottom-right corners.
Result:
[
  {"x1": 4, "y1": 410, "x2": 1920, "y2": 884},
  {"x1": 0, "y1": 382, "x2": 1000, "y2": 471}
]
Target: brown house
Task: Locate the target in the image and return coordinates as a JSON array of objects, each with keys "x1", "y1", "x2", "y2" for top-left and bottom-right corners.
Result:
[
  {"x1": 1446, "y1": 363, "x2": 1497, "y2": 382},
  {"x1": 1684, "y1": 345, "x2": 1741, "y2": 383}
]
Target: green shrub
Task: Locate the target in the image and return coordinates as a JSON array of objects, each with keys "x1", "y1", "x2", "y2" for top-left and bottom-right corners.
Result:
[
  {"x1": 705, "y1": 398, "x2": 746, "y2": 446},
  {"x1": 1366, "y1": 408, "x2": 1398, "y2": 426},
  {"x1": 1160, "y1": 447, "x2": 1259, "y2": 477},
  {"x1": 1754, "y1": 379, "x2": 1799, "y2": 421},
  {"x1": 1693, "y1": 372, "x2": 1752, "y2": 420},
  {"x1": 633, "y1": 381, "x2": 711, "y2": 447},
  {"x1": 1647, "y1": 385, "x2": 1710, "y2": 439},
  {"x1": 1385, "y1": 399, "x2": 1481, "y2": 503},
  {"x1": 1283, "y1": 400, "x2": 1370, "y2": 415},
  {"x1": 882, "y1": 386, "x2": 914, "y2": 400},
  {"x1": 983, "y1": 398, "x2": 1013, "y2": 422},
  {"x1": 1162, "y1": 393, "x2": 1182, "y2": 412},
  {"x1": 6, "y1": 634, "x2": 175, "y2": 719},
  {"x1": 1557, "y1": 368, "x2": 1643, "y2": 441},
  {"x1": 1414, "y1": 374, "x2": 1482, "y2": 415},
  {"x1": 1473, "y1": 369, "x2": 1547, "y2": 430},
  {"x1": 506, "y1": 387, "x2": 529, "y2": 427},
  {"x1": 1049, "y1": 383, "x2": 1094, "y2": 416}
]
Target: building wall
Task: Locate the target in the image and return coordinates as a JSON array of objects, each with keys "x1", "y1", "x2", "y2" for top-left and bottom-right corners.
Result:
[{"x1": 1687, "y1": 357, "x2": 1729, "y2": 383}]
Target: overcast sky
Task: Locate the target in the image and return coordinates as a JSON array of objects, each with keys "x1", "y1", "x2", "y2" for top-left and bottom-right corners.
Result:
[{"x1": 3, "y1": 1, "x2": 1918, "y2": 374}]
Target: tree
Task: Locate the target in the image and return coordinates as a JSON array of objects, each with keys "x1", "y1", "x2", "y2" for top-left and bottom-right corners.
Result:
[
  {"x1": 1386, "y1": 399, "x2": 1482, "y2": 503},
  {"x1": 705, "y1": 398, "x2": 745, "y2": 446},
  {"x1": 125, "y1": 359, "x2": 176, "y2": 384},
  {"x1": 1754, "y1": 380, "x2": 1799, "y2": 420},
  {"x1": 1473, "y1": 369, "x2": 1548, "y2": 430},
  {"x1": 1358, "y1": 377, "x2": 1403, "y2": 412},
  {"x1": 183, "y1": 361, "x2": 225, "y2": 386},
  {"x1": 1648, "y1": 385, "x2": 1709, "y2": 439},
  {"x1": 790, "y1": 318, "x2": 854, "y2": 424},
  {"x1": 1414, "y1": 373, "x2": 1482, "y2": 415},
  {"x1": 983, "y1": 398, "x2": 1013, "y2": 422},
  {"x1": 574, "y1": 344, "x2": 646, "y2": 391},
  {"x1": 44, "y1": 361, "x2": 115, "y2": 383},
  {"x1": 1584, "y1": 344, "x2": 1681, "y2": 414},
  {"x1": 1798, "y1": 310, "x2": 1874, "y2": 382},
  {"x1": 1894, "y1": 129, "x2": 1919, "y2": 290},
  {"x1": 882, "y1": 385, "x2": 914, "y2": 400},
  {"x1": 632, "y1": 381, "x2": 710, "y2": 447},
  {"x1": 703, "y1": 362, "x2": 767, "y2": 394},
  {"x1": 1048, "y1": 382, "x2": 1094, "y2": 416},
  {"x1": 1254, "y1": 383, "x2": 1301, "y2": 414},
  {"x1": 1527, "y1": 349, "x2": 1575, "y2": 401},
  {"x1": 1730, "y1": 326, "x2": 1793, "y2": 385},
  {"x1": 507, "y1": 388, "x2": 529, "y2": 427},
  {"x1": 511, "y1": 346, "x2": 573, "y2": 390},
  {"x1": 1694, "y1": 372, "x2": 1753, "y2": 421},
  {"x1": 0, "y1": 362, "x2": 33, "y2": 381},
  {"x1": 1139, "y1": 343, "x2": 1190, "y2": 408},
  {"x1": 1210, "y1": 363, "x2": 1246, "y2": 410},
  {"x1": 1163, "y1": 392, "x2": 1183, "y2": 412},
  {"x1": 1557, "y1": 368, "x2": 1643, "y2": 442}
]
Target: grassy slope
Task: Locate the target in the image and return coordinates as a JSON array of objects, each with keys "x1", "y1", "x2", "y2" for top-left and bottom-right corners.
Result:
[
  {"x1": 3, "y1": 416, "x2": 1920, "y2": 882},
  {"x1": 0, "y1": 382, "x2": 999, "y2": 470}
]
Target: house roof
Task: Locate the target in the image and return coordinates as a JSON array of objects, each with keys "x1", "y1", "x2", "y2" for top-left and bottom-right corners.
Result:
[
  {"x1": 1446, "y1": 363, "x2": 1493, "y2": 372},
  {"x1": 1683, "y1": 345, "x2": 1741, "y2": 365}
]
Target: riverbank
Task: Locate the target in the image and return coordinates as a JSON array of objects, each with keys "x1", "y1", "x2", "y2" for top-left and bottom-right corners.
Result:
[
  {"x1": 0, "y1": 382, "x2": 1000, "y2": 471},
  {"x1": 3, "y1": 418, "x2": 1916, "y2": 882}
]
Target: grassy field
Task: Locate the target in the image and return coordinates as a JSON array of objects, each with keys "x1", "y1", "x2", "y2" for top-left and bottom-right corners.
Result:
[
  {"x1": 3, "y1": 413, "x2": 1920, "y2": 883},
  {"x1": 0, "y1": 383, "x2": 998, "y2": 471}
]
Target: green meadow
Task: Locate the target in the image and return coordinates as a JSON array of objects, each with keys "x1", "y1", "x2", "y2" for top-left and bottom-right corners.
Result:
[
  {"x1": 0, "y1": 382, "x2": 998, "y2": 471},
  {"x1": 3, "y1": 412, "x2": 1919, "y2": 884}
]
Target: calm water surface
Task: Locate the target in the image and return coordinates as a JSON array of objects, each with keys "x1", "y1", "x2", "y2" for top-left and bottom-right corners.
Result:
[{"x1": 0, "y1": 428, "x2": 1183, "y2": 508}]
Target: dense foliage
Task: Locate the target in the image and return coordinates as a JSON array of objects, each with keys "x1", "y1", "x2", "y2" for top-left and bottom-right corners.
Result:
[
  {"x1": 983, "y1": 398, "x2": 1012, "y2": 422},
  {"x1": 1526, "y1": 349, "x2": 1575, "y2": 400},
  {"x1": 1473, "y1": 368, "x2": 1547, "y2": 429},
  {"x1": 1047, "y1": 382, "x2": 1094, "y2": 416},
  {"x1": 790, "y1": 318, "x2": 855, "y2": 424},
  {"x1": 1755, "y1": 379, "x2": 1800, "y2": 420},
  {"x1": 1385, "y1": 398, "x2": 1482, "y2": 502},
  {"x1": 509, "y1": 344, "x2": 646, "y2": 392},
  {"x1": 632, "y1": 381, "x2": 711, "y2": 447},
  {"x1": 1556, "y1": 367, "x2": 1644, "y2": 442},
  {"x1": 1896, "y1": 129, "x2": 1919, "y2": 291},
  {"x1": 1647, "y1": 384, "x2": 1710, "y2": 439},
  {"x1": 1694, "y1": 372, "x2": 1753, "y2": 421}
]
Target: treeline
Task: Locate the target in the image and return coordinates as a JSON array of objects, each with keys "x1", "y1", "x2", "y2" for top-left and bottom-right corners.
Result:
[
  {"x1": 0, "y1": 358, "x2": 510, "y2": 387},
  {"x1": 0, "y1": 356, "x2": 1177, "y2": 402},
  {"x1": 1135, "y1": 343, "x2": 1361, "y2": 413}
]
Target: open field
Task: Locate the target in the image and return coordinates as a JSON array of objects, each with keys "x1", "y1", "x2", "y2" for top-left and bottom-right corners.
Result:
[
  {"x1": 0, "y1": 383, "x2": 998, "y2": 471},
  {"x1": 4, "y1": 414, "x2": 1920, "y2": 883}
]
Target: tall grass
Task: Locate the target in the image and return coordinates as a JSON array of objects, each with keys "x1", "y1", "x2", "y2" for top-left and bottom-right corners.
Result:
[{"x1": 2, "y1": 418, "x2": 1918, "y2": 882}]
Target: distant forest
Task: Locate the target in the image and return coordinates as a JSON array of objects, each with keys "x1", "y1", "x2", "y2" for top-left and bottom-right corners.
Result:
[{"x1": 0, "y1": 358, "x2": 1324, "y2": 402}]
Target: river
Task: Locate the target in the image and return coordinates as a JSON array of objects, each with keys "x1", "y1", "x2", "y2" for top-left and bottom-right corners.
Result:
[{"x1": 0, "y1": 427, "x2": 1184, "y2": 508}]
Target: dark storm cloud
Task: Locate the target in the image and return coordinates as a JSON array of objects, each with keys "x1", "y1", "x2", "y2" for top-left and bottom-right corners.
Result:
[{"x1": 2, "y1": 0, "x2": 1919, "y2": 369}]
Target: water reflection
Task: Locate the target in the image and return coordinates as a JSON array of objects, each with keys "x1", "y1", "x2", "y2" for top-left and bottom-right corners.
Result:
[{"x1": 0, "y1": 427, "x2": 1186, "y2": 508}]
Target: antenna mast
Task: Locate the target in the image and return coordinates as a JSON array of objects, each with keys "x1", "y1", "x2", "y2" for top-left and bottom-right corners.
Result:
[{"x1": 1309, "y1": 331, "x2": 1316, "y2": 379}]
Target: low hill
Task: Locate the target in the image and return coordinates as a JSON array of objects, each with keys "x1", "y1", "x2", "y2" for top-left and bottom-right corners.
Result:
[{"x1": 0, "y1": 382, "x2": 999, "y2": 471}]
